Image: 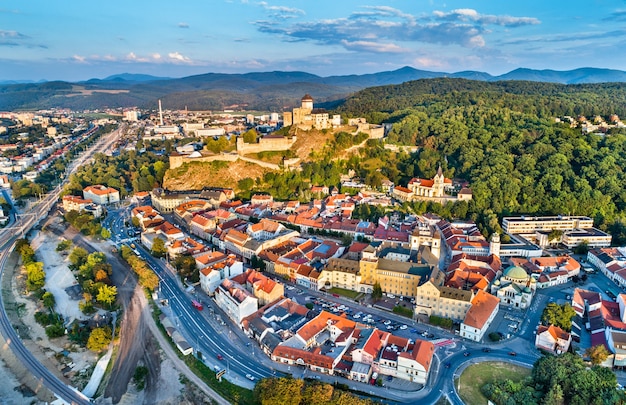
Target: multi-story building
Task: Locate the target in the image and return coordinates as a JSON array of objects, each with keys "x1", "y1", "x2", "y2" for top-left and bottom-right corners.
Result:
[
  {"x1": 214, "y1": 278, "x2": 259, "y2": 325},
  {"x1": 199, "y1": 255, "x2": 243, "y2": 295},
  {"x1": 62, "y1": 195, "x2": 103, "y2": 218},
  {"x1": 460, "y1": 290, "x2": 500, "y2": 342},
  {"x1": 83, "y1": 185, "x2": 120, "y2": 205},
  {"x1": 502, "y1": 215, "x2": 594, "y2": 234}
]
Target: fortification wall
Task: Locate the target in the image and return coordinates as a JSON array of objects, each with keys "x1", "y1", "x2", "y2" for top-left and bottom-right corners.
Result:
[{"x1": 236, "y1": 136, "x2": 297, "y2": 155}]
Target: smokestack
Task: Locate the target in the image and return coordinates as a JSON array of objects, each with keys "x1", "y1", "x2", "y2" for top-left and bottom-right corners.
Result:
[{"x1": 158, "y1": 99, "x2": 164, "y2": 126}]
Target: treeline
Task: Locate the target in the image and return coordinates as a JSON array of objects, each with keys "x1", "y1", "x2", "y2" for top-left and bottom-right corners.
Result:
[
  {"x1": 337, "y1": 78, "x2": 626, "y2": 120},
  {"x1": 63, "y1": 150, "x2": 168, "y2": 197},
  {"x1": 119, "y1": 245, "x2": 159, "y2": 291},
  {"x1": 254, "y1": 376, "x2": 376, "y2": 405},
  {"x1": 328, "y1": 78, "x2": 626, "y2": 243},
  {"x1": 483, "y1": 353, "x2": 624, "y2": 405}
]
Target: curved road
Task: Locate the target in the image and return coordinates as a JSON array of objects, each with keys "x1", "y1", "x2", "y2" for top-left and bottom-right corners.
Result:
[{"x1": 0, "y1": 125, "x2": 124, "y2": 404}]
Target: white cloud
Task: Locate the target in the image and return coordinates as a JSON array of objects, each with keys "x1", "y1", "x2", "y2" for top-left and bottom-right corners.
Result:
[
  {"x1": 414, "y1": 57, "x2": 448, "y2": 69},
  {"x1": 258, "y1": 1, "x2": 305, "y2": 18},
  {"x1": 178, "y1": 22, "x2": 189, "y2": 28},
  {"x1": 468, "y1": 35, "x2": 485, "y2": 47},
  {"x1": 168, "y1": 51, "x2": 192, "y2": 63},
  {"x1": 434, "y1": 8, "x2": 540, "y2": 27},
  {"x1": 341, "y1": 40, "x2": 407, "y2": 53},
  {"x1": 73, "y1": 55, "x2": 86, "y2": 63}
]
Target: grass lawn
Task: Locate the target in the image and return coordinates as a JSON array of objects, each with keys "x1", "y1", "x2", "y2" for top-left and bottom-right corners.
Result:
[
  {"x1": 457, "y1": 361, "x2": 531, "y2": 405},
  {"x1": 327, "y1": 287, "x2": 360, "y2": 299}
]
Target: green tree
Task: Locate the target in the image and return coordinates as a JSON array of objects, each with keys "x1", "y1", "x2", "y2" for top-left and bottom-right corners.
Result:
[
  {"x1": 541, "y1": 303, "x2": 576, "y2": 332},
  {"x1": 100, "y1": 227, "x2": 111, "y2": 239},
  {"x1": 25, "y1": 261, "x2": 46, "y2": 291},
  {"x1": 302, "y1": 382, "x2": 333, "y2": 405},
  {"x1": 96, "y1": 285, "x2": 117, "y2": 308},
  {"x1": 586, "y1": 344, "x2": 610, "y2": 366},
  {"x1": 69, "y1": 247, "x2": 88, "y2": 270},
  {"x1": 238, "y1": 177, "x2": 254, "y2": 191},
  {"x1": 131, "y1": 216, "x2": 140, "y2": 228},
  {"x1": 87, "y1": 327, "x2": 112, "y2": 352},
  {"x1": 242, "y1": 129, "x2": 257, "y2": 143},
  {"x1": 372, "y1": 282, "x2": 383, "y2": 300},
  {"x1": 42, "y1": 291, "x2": 56, "y2": 310},
  {"x1": 254, "y1": 377, "x2": 304, "y2": 405},
  {"x1": 173, "y1": 254, "x2": 198, "y2": 283},
  {"x1": 56, "y1": 240, "x2": 72, "y2": 252},
  {"x1": 151, "y1": 238, "x2": 167, "y2": 258}
]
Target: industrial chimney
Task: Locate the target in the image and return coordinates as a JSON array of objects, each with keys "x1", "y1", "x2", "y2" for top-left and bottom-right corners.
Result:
[{"x1": 158, "y1": 99, "x2": 164, "y2": 126}]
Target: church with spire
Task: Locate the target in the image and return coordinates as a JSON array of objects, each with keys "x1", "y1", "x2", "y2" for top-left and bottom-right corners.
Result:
[{"x1": 407, "y1": 165, "x2": 451, "y2": 198}]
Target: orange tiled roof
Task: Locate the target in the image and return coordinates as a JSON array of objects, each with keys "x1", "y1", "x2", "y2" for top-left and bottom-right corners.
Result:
[
  {"x1": 463, "y1": 290, "x2": 499, "y2": 329},
  {"x1": 297, "y1": 311, "x2": 356, "y2": 342},
  {"x1": 537, "y1": 324, "x2": 571, "y2": 341},
  {"x1": 398, "y1": 340, "x2": 434, "y2": 369},
  {"x1": 83, "y1": 185, "x2": 118, "y2": 195}
]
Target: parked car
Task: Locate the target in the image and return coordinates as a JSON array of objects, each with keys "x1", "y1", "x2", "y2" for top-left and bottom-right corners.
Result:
[{"x1": 400, "y1": 325, "x2": 408, "y2": 330}]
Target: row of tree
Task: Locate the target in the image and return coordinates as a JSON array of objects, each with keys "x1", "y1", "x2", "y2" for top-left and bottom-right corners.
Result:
[
  {"x1": 119, "y1": 245, "x2": 159, "y2": 291},
  {"x1": 254, "y1": 377, "x2": 376, "y2": 405}
]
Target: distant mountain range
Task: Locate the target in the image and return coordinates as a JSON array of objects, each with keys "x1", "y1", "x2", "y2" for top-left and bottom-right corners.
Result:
[{"x1": 2, "y1": 66, "x2": 626, "y2": 111}]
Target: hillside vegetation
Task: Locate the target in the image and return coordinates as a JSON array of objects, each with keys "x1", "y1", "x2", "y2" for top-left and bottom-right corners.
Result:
[{"x1": 195, "y1": 78, "x2": 626, "y2": 244}]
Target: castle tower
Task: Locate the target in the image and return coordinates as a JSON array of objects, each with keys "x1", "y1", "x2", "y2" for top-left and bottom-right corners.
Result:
[
  {"x1": 301, "y1": 94, "x2": 313, "y2": 111},
  {"x1": 489, "y1": 233, "x2": 501, "y2": 257}
]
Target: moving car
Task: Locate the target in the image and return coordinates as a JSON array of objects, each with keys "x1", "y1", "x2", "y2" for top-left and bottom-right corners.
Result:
[
  {"x1": 217, "y1": 354, "x2": 224, "y2": 360},
  {"x1": 246, "y1": 374, "x2": 255, "y2": 381},
  {"x1": 508, "y1": 351, "x2": 517, "y2": 356}
]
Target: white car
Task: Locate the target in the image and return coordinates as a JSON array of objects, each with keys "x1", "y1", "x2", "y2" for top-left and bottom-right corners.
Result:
[
  {"x1": 246, "y1": 374, "x2": 255, "y2": 381},
  {"x1": 400, "y1": 325, "x2": 408, "y2": 330}
]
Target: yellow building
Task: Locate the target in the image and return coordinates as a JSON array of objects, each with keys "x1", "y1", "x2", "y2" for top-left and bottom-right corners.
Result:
[
  {"x1": 414, "y1": 270, "x2": 474, "y2": 321},
  {"x1": 324, "y1": 258, "x2": 361, "y2": 290}
]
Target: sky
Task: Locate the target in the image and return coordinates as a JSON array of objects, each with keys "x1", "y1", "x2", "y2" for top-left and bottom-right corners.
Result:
[{"x1": 1, "y1": 0, "x2": 626, "y2": 81}]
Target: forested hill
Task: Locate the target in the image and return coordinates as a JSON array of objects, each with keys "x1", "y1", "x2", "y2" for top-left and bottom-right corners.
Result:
[
  {"x1": 336, "y1": 79, "x2": 626, "y2": 119},
  {"x1": 329, "y1": 78, "x2": 626, "y2": 244}
]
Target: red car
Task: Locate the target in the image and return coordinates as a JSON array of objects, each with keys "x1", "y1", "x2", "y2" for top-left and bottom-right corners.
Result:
[{"x1": 217, "y1": 354, "x2": 224, "y2": 361}]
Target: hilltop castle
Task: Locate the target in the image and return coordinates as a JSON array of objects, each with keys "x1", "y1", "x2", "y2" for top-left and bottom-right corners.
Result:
[{"x1": 283, "y1": 94, "x2": 341, "y2": 130}]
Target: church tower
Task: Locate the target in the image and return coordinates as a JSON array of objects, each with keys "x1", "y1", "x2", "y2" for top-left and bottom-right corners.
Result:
[{"x1": 432, "y1": 164, "x2": 445, "y2": 197}]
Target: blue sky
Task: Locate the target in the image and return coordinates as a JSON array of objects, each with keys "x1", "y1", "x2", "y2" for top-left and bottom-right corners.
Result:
[{"x1": 2, "y1": 0, "x2": 626, "y2": 81}]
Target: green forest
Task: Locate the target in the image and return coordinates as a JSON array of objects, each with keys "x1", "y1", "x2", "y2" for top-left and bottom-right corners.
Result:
[
  {"x1": 269, "y1": 78, "x2": 626, "y2": 243},
  {"x1": 63, "y1": 150, "x2": 169, "y2": 198}
]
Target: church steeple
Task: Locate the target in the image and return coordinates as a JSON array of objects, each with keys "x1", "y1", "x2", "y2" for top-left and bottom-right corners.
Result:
[{"x1": 437, "y1": 164, "x2": 443, "y2": 177}]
